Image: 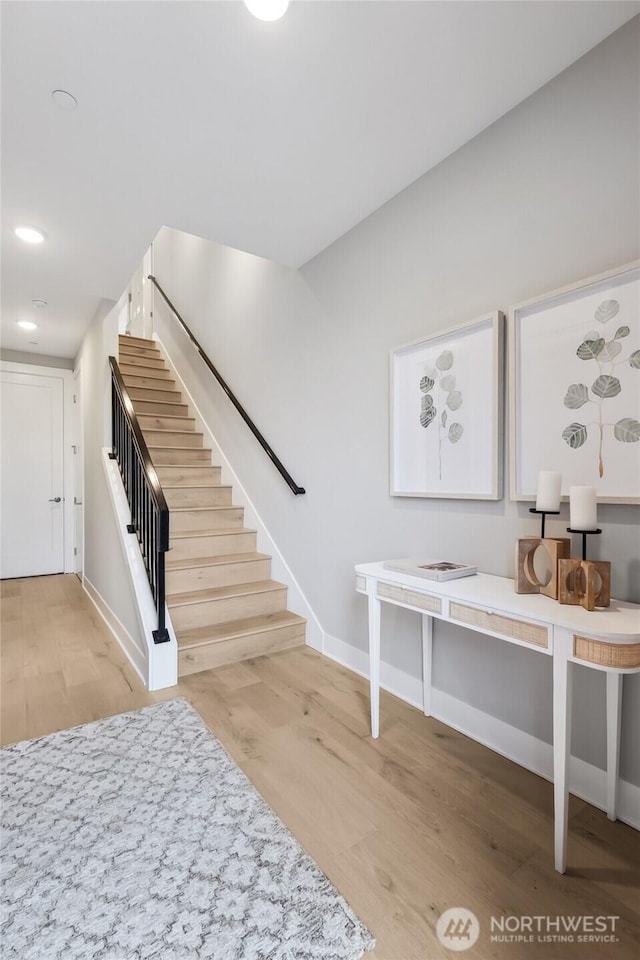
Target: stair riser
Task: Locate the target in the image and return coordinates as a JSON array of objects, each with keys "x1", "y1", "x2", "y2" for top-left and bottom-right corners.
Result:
[
  {"x1": 127, "y1": 386, "x2": 183, "y2": 403},
  {"x1": 164, "y1": 486, "x2": 232, "y2": 508},
  {"x1": 118, "y1": 354, "x2": 166, "y2": 370},
  {"x1": 167, "y1": 558, "x2": 271, "y2": 594},
  {"x1": 168, "y1": 531, "x2": 256, "y2": 560},
  {"x1": 119, "y1": 345, "x2": 162, "y2": 361},
  {"x1": 138, "y1": 415, "x2": 196, "y2": 432},
  {"x1": 170, "y1": 508, "x2": 244, "y2": 533},
  {"x1": 149, "y1": 447, "x2": 211, "y2": 464},
  {"x1": 132, "y1": 400, "x2": 189, "y2": 417},
  {"x1": 178, "y1": 626, "x2": 305, "y2": 676},
  {"x1": 170, "y1": 588, "x2": 287, "y2": 630},
  {"x1": 120, "y1": 364, "x2": 172, "y2": 380},
  {"x1": 143, "y1": 430, "x2": 202, "y2": 449},
  {"x1": 156, "y1": 466, "x2": 222, "y2": 485},
  {"x1": 119, "y1": 335, "x2": 155, "y2": 348},
  {"x1": 123, "y1": 374, "x2": 177, "y2": 390}
]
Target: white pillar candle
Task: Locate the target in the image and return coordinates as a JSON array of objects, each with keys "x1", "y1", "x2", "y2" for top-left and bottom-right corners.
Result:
[
  {"x1": 536, "y1": 471, "x2": 562, "y2": 512},
  {"x1": 569, "y1": 486, "x2": 598, "y2": 530}
]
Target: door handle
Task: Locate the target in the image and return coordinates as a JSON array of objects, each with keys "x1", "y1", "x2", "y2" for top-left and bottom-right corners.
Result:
[
  {"x1": 74, "y1": 497, "x2": 83, "y2": 505},
  {"x1": 49, "y1": 497, "x2": 62, "y2": 503}
]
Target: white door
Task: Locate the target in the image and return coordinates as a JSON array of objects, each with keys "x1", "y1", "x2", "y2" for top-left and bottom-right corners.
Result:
[{"x1": 0, "y1": 370, "x2": 65, "y2": 578}]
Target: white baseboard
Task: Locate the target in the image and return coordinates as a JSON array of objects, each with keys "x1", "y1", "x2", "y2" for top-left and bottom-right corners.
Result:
[
  {"x1": 153, "y1": 333, "x2": 324, "y2": 652},
  {"x1": 322, "y1": 633, "x2": 640, "y2": 831},
  {"x1": 323, "y1": 632, "x2": 424, "y2": 708},
  {"x1": 83, "y1": 575, "x2": 146, "y2": 686}
]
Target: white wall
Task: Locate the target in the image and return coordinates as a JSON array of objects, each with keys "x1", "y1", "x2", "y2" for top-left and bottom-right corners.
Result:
[
  {"x1": 75, "y1": 298, "x2": 146, "y2": 656},
  {"x1": 151, "y1": 20, "x2": 640, "y2": 784}
]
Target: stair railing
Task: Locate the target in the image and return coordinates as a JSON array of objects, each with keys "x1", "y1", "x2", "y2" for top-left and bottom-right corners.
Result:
[
  {"x1": 109, "y1": 356, "x2": 170, "y2": 643},
  {"x1": 147, "y1": 274, "x2": 306, "y2": 496}
]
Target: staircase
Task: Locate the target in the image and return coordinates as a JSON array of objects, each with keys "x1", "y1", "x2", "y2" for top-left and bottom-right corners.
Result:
[{"x1": 118, "y1": 334, "x2": 306, "y2": 676}]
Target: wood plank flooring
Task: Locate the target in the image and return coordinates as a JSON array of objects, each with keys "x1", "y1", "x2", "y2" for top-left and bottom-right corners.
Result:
[{"x1": 1, "y1": 574, "x2": 639, "y2": 959}]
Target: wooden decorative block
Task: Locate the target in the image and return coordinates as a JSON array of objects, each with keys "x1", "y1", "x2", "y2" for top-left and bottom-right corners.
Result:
[
  {"x1": 558, "y1": 559, "x2": 611, "y2": 611},
  {"x1": 515, "y1": 537, "x2": 571, "y2": 599}
]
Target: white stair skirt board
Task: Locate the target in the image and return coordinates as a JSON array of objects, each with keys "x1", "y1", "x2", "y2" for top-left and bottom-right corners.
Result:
[
  {"x1": 323, "y1": 633, "x2": 640, "y2": 832},
  {"x1": 153, "y1": 334, "x2": 323, "y2": 653},
  {"x1": 100, "y1": 449, "x2": 178, "y2": 690}
]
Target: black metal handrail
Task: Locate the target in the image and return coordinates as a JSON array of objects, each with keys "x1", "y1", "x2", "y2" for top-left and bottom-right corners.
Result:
[
  {"x1": 109, "y1": 356, "x2": 170, "y2": 643},
  {"x1": 148, "y1": 274, "x2": 306, "y2": 496}
]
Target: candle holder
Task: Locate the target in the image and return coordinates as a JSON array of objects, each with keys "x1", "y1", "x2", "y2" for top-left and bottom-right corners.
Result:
[
  {"x1": 566, "y1": 527, "x2": 602, "y2": 561},
  {"x1": 558, "y1": 528, "x2": 610, "y2": 611},
  {"x1": 515, "y1": 536, "x2": 570, "y2": 598},
  {"x1": 529, "y1": 507, "x2": 560, "y2": 539}
]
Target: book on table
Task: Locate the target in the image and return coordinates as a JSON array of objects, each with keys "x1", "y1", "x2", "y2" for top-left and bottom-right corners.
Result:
[{"x1": 382, "y1": 558, "x2": 477, "y2": 581}]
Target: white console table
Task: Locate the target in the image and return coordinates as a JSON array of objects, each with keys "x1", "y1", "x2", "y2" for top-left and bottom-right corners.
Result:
[{"x1": 355, "y1": 561, "x2": 640, "y2": 874}]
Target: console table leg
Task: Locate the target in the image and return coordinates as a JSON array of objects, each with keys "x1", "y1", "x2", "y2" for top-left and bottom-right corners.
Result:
[
  {"x1": 606, "y1": 672, "x2": 623, "y2": 821},
  {"x1": 553, "y1": 648, "x2": 573, "y2": 874},
  {"x1": 422, "y1": 615, "x2": 433, "y2": 717},
  {"x1": 368, "y1": 593, "x2": 381, "y2": 739}
]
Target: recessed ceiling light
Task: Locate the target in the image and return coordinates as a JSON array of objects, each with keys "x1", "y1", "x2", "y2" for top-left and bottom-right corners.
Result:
[
  {"x1": 15, "y1": 226, "x2": 45, "y2": 244},
  {"x1": 244, "y1": 0, "x2": 290, "y2": 22},
  {"x1": 51, "y1": 89, "x2": 77, "y2": 110},
  {"x1": 32, "y1": 298, "x2": 48, "y2": 309},
  {"x1": 17, "y1": 320, "x2": 38, "y2": 331}
]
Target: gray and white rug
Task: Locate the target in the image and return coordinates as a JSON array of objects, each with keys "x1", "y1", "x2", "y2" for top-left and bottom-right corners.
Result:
[{"x1": 1, "y1": 698, "x2": 375, "y2": 960}]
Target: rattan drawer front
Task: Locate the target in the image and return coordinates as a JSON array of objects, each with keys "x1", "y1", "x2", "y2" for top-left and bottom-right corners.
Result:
[
  {"x1": 450, "y1": 602, "x2": 548, "y2": 648},
  {"x1": 574, "y1": 635, "x2": 640, "y2": 669},
  {"x1": 355, "y1": 575, "x2": 367, "y2": 592},
  {"x1": 377, "y1": 581, "x2": 441, "y2": 615}
]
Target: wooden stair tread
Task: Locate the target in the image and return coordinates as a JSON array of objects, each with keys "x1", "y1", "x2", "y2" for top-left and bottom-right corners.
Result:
[
  {"x1": 132, "y1": 398, "x2": 186, "y2": 407},
  {"x1": 119, "y1": 335, "x2": 155, "y2": 346},
  {"x1": 170, "y1": 526, "x2": 257, "y2": 540},
  {"x1": 170, "y1": 504, "x2": 235, "y2": 514},
  {"x1": 166, "y1": 551, "x2": 269, "y2": 571},
  {"x1": 167, "y1": 579, "x2": 285, "y2": 607},
  {"x1": 162, "y1": 484, "x2": 230, "y2": 491},
  {"x1": 128, "y1": 385, "x2": 180, "y2": 393},
  {"x1": 121, "y1": 364, "x2": 169, "y2": 374},
  {"x1": 177, "y1": 611, "x2": 306, "y2": 649},
  {"x1": 139, "y1": 415, "x2": 195, "y2": 422},
  {"x1": 148, "y1": 445, "x2": 211, "y2": 451},
  {"x1": 142, "y1": 428, "x2": 202, "y2": 437}
]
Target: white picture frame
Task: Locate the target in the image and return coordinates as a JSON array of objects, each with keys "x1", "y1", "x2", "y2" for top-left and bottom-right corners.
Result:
[
  {"x1": 510, "y1": 261, "x2": 640, "y2": 505},
  {"x1": 390, "y1": 311, "x2": 504, "y2": 500}
]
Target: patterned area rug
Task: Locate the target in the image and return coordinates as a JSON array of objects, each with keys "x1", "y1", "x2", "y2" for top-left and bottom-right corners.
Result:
[{"x1": 1, "y1": 699, "x2": 375, "y2": 960}]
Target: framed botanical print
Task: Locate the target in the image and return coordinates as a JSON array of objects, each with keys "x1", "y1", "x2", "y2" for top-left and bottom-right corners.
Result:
[
  {"x1": 390, "y1": 311, "x2": 504, "y2": 499},
  {"x1": 510, "y1": 261, "x2": 640, "y2": 504}
]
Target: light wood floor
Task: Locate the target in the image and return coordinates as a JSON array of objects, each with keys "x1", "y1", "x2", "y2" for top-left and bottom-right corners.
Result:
[{"x1": 1, "y1": 574, "x2": 639, "y2": 959}]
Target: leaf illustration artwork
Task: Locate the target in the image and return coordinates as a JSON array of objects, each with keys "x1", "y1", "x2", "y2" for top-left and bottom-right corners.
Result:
[
  {"x1": 562, "y1": 298, "x2": 639, "y2": 478},
  {"x1": 419, "y1": 348, "x2": 464, "y2": 480}
]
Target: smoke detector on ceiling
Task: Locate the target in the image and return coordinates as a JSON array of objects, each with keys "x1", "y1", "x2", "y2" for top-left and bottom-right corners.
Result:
[{"x1": 51, "y1": 89, "x2": 77, "y2": 110}]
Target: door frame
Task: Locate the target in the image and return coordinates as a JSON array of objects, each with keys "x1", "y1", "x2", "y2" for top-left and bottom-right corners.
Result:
[
  {"x1": 72, "y1": 361, "x2": 85, "y2": 579},
  {"x1": 0, "y1": 360, "x2": 76, "y2": 574}
]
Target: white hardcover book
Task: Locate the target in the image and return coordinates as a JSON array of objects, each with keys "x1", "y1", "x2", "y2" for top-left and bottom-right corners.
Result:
[{"x1": 382, "y1": 558, "x2": 477, "y2": 582}]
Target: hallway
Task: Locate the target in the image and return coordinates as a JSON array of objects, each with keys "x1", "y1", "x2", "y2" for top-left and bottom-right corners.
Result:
[{"x1": 2, "y1": 575, "x2": 639, "y2": 959}]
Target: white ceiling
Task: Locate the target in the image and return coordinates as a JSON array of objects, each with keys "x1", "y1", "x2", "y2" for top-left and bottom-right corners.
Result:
[{"x1": 2, "y1": 1, "x2": 638, "y2": 358}]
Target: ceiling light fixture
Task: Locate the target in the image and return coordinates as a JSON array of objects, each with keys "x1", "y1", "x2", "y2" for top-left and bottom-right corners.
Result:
[
  {"x1": 32, "y1": 298, "x2": 48, "y2": 308},
  {"x1": 51, "y1": 89, "x2": 78, "y2": 110},
  {"x1": 244, "y1": 0, "x2": 290, "y2": 22},
  {"x1": 17, "y1": 320, "x2": 38, "y2": 331},
  {"x1": 15, "y1": 226, "x2": 45, "y2": 244}
]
